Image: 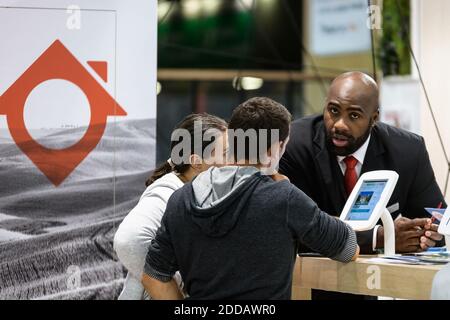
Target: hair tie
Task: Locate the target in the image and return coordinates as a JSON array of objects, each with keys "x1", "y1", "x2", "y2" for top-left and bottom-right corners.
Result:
[{"x1": 167, "y1": 158, "x2": 175, "y2": 169}]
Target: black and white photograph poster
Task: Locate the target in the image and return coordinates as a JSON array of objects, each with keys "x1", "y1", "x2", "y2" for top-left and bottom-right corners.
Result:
[{"x1": 0, "y1": 0, "x2": 156, "y2": 299}]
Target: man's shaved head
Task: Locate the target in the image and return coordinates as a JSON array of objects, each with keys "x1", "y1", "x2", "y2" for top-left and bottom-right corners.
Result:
[
  {"x1": 323, "y1": 72, "x2": 380, "y2": 156},
  {"x1": 328, "y1": 71, "x2": 379, "y2": 113}
]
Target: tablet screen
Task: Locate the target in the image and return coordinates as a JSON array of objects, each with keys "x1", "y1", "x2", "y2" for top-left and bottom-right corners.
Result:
[{"x1": 345, "y1": 180, "x2": 388, "y2": 221}]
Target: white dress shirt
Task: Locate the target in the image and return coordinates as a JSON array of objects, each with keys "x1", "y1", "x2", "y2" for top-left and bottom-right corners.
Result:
[
  {"x1": 337, "y1": 134, "x2": 371, "y2": 177},
  {"x1": 336, "y1": 135, "x2": 380, "y2": 251}
]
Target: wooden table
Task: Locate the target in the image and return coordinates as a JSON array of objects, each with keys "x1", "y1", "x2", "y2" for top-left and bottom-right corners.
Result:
[{"x1": 292, "y1": 255, "x2": 446, "y2": 300}]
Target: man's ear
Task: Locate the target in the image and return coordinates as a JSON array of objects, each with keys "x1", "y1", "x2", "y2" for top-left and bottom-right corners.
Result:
[
  {"x1": 281, "y1": 136, "x2": 290, "y2": 148},
  {"x1": 372, "y1": 108, "x2": 380, "y2": 126},
  {"x1": 266, "y1": 139, "x2": 287, "y2": 159}
]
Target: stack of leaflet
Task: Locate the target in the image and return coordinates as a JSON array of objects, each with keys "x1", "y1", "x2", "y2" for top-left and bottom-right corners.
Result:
[
  {"x1": 378, "y1": 255, "x2": 433, "y2": 265},
  {"x1": 411, "y1": 250, "x2": 450, "y2": 264},
  {"x1": 369, "y1": 250, "x2": 450, "y2": 265}
]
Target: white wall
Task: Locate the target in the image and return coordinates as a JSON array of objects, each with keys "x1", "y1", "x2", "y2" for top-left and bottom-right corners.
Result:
[{"x1": 416, "y1": 0, "x2": 450, "y2": 201}]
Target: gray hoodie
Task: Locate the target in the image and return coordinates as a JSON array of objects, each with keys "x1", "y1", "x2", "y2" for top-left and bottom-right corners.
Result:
[{"x1": 144, "y1": 166, "x2": 357, "y2": 299}]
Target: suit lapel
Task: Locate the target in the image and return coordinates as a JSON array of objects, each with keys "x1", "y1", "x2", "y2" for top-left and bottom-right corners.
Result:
[
  {"x1": 361, "y1": 128, "x2": 401, "y2": 211},
  {"x1": 313, "y1": 122, "x2": 346, "y2": 215},
  {"x1": 361, "y1": 128, "x2": 386, "y2": 174}
]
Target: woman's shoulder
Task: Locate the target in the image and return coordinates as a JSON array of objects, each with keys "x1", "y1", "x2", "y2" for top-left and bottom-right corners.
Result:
[{"x1": 140, "y1": 172, "x2": 184, "y2": 199}]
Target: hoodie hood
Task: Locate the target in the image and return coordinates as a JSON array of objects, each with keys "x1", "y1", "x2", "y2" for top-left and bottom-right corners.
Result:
[{"x1": 188, "y1": 166, "x2": 262, "y2": 237}]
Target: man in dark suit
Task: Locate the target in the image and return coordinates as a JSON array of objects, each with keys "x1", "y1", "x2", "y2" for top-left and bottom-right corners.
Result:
[
  {"x1": 280, "y1": 71, "x2": 446, "y2": 299},
  {"x1": 280, "y1": 71, "x2": 445, "y2": 256}
]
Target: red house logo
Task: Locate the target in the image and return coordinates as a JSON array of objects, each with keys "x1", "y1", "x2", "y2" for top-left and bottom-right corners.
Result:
[{"x1": 0, "y1": 40, "x2": 127, "y2": 186}]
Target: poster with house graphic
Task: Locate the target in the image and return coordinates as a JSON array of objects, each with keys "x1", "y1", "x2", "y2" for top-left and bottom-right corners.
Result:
[{"x1": 0, "y1": 0, "x2": 156, "y2": 299}]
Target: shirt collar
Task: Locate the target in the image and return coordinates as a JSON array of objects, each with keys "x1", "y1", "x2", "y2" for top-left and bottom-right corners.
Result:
[{"x1": 337, "y1": 134, "x2": 371, "y2": 165}]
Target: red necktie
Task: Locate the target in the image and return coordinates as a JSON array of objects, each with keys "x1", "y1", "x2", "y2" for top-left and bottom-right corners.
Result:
[{"x1": 344, "y1": 156, "x2": 358, "y2": 196}]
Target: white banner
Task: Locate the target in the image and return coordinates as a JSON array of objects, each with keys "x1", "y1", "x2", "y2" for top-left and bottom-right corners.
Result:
[
  {"x1": 0, "y1": 0, "x2": 156, "y2": 299},
  {"x1": 309, "y1": 0, "x2": 372, "y2": 56}
]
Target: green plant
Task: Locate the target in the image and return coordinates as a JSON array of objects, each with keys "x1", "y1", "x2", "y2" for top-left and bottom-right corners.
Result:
[{"x1": 378, "y1": 0, "x2": 411, "y2": 76}]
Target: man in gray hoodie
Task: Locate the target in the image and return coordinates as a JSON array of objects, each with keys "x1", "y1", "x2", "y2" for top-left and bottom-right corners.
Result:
[{"x1": 142, "y1": 97, "x2": 360, "y2": 300}]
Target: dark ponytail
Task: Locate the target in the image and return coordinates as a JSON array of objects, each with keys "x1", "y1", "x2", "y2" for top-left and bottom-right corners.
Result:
[
  {"x1": 145, "y1": 162, "x2": 172, "y2": 186},
  {"x1": 146, "y1": 113, "x2": 227, "y2": 186}
]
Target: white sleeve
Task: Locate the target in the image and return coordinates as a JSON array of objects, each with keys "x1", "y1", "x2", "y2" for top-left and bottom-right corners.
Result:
[
  {"x1": 431, "y1": 263, "x2": 450, "y2": 299},
  {"x1": 372, "y1": 225, "x2": 381, "y2": 251},
  {"x1": 113, "y1": 186, "x2": 175, "y2": 279}
]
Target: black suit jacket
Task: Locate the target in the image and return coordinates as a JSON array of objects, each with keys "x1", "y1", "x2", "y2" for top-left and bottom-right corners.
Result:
[{"x1": 280, "y1": 115, "x2": 446, "y2": 254}]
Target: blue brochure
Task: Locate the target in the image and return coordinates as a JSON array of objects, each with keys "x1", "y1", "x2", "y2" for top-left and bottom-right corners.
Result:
[{"x1": 424, "y1": 208, "x2": 446, "y2": 223}]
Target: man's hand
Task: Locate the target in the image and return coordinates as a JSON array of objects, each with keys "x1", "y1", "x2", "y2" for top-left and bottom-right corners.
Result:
[
  {"x1": 269, "y1": 172, "x2": 290, "y2": 182},
  {"x1": 352, "y1": 245, "x2": 360, "y2": 261},
  {"x1": 420, "y1": 221, "x2": 443, "y2": 250},
  {"x1": 141, "y1": 273, "x2": 183, "y2": 300},
  {"x1": 377, "y1": 217, "x2": 430, "y2": 253}
]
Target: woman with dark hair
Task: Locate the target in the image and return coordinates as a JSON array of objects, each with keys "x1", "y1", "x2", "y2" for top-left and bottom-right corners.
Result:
[{"x1": 114, "y1": 113, "x2": 228, "y2": 299}]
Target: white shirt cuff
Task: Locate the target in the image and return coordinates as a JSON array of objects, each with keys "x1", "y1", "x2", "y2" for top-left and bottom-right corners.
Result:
[{"x1": 373, "y1": 225, "x2": 381, "y2": 251}]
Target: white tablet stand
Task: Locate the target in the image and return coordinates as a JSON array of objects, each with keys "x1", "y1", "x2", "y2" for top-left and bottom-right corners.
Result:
[
  {"x1": 340, "y1": 170, "x2": 399, "y2": 256},
  {"x1": 381, "y1": 208, "x2": 396, "y2": 256}
]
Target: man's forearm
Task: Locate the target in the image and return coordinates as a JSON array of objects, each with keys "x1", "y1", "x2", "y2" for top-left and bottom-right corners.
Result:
[{"x1": 142, "y1": 273, "x2": 183, "y2": 300}]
